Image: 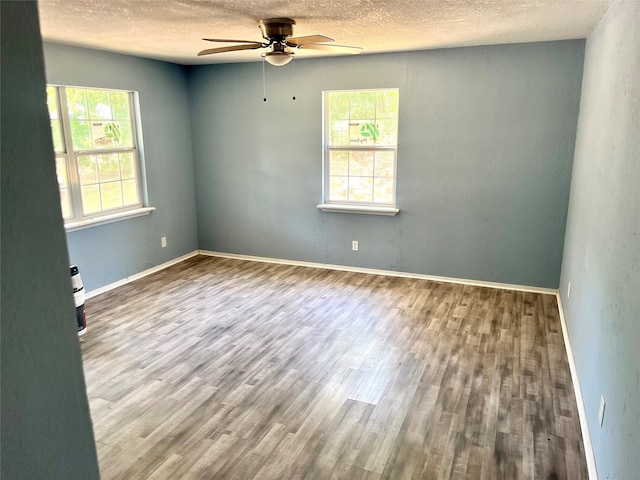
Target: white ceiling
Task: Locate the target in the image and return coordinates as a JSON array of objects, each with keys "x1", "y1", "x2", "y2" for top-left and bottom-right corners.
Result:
[{"x1": 38, "y1": 0, "x2": 613, "y2": 65}]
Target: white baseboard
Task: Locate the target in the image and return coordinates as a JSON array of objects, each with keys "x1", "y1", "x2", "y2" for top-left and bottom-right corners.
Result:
[
  {"x1": 198, "y1": 250, "x2": 596, "y2": 476},
  {"x1": 198, "y1": 250, "x2": 557, "y2": 295},
  {"x1": 84, "y1": 248, "x2": 594, "y2": 476},
  {"x1": 556, "y1": 293, "x2": 598, "y2": 480},
  {"x1": 86, "y1": 250, "x2": 598, "y2": 480},
  {"x1": 85, "y1": 251, "x2": 199, "y2": 299}
]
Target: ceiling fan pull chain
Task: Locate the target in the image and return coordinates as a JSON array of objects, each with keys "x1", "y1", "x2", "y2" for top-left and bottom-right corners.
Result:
[
  {"x1": 292, "y1": 58, "x2": 296, "y2": 101},
  {"x1": 262, "y1": 57, "x2": 267, "y2": 102}
]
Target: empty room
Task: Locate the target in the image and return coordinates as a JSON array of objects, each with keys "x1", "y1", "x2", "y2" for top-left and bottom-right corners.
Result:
[{"x1": 1, "y1": 1, "x2": 638, "y2": 479}]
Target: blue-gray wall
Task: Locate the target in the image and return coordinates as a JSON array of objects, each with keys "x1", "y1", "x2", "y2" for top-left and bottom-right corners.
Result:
[
  {"x1": 559, "y1": 1, "x2": 640, "y2": 478},
  {"x1": 1, "y1": 3, "x2": 100, "y2": 478},
  {"x1": 43, "y1": 43, "x2": 198, "y2": 292},
  {"x1": 42, "y1": 40, "x2": 585, "y2": 291},
  {"x1": 189, "y1": 41, "x2": 585, "y2": 288}
]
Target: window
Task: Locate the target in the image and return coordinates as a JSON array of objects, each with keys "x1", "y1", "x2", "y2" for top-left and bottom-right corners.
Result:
[
  {"x1": 46, "y1": 85, "x2": 150, "y2": 228},
  {"x1": 319, "y1": 89, "x2": 400, "y2": 215}
]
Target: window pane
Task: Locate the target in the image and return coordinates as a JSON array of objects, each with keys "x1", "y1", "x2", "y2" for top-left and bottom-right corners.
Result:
[
  {"x1": 86, "y1": 89, "x2": 111, "y2": 120},
  {"x1": 350, "y1": 91, "x2": 376, "y2": 119},
  {"x1": 50, "y1": 120, "x2": 64, "y2": 152},
  {"x1": 100, "y1": 182, "x2": 123, "y2": 210},
  {"x1": 328, "y1": 92, "x2": 350, "y2": 121},
  {"x1": 97, "y1": 154, "x2": 121, "y2": 182},
  {"x1": 118, "y1": 121, "x2": 133, "y2": 148},
  {"x1": 122, "y1": 179, "x2": 139, "y2": 206},
  {"x1": 329, "y1": 176, "x2": 348, "y2": 201},
  {"x1": 349, "y1": 121, "x2": 379, "y2": 146},
  {"x1": 70, "y1": 121, "x2": 92, "y2": 150},
  {"x1": 91, "y1": 121, "x2": 119, "y2": 149},
  {"x1": 47, "y1": 88, "x2": 64, "y2": 152},
  {"x1": 329, "y1": 120, "x2": 349, "y2": 147},
  {"x1": 349, "y1": 177, "x2": 374, "y2": 202},
  {"x1": 110, "y1": 92, "x2": 130, "y2": 120},
  {"x1": 119, "y1": 152, "x2": 136, "y2": 179},
  {"x1": 327, "y1": 90, "x2": 398, "y2": 147},
  {"x1": 46, "y1": 86, "x2": 59, "y2": 118},
  {"x1": 349, "y1": 151, "x2": 374, "y2": 177},
  {"x1": 59, "y1": 188, "x2": 72, "y2": 219},
  {"x1": 55, "y1": 155, "x2": 72, "y2": 219},
  {"x1": 374, "y1": 151, "x2": 395, "y2": 177},
  {"x1": 374, "y1": 178, "x2": 394, "y2": 204},
  {"x1": 81, "y1": 184, "x2": 101, "y2": 214},
  {"x1": 376, "y1": 90, "x2": 399, "y2": 118},
  {"x1": 376, "y1": 119, "x2": 398, "y2": 146},
  {"x1": 55, "y1": 156, "x2": 69, "y2": 188},
  {"x1": 78, "y1": 155, "x2": 98, "y2": 184},
  {"x1": 329, "y1": 151, "x2": 348, "y2": 176},
  {"x1": 66, "y1": 88, "x2": 88, "y2": 120}
]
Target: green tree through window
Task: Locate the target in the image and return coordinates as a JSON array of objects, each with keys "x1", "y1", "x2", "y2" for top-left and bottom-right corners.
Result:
[
  {"x1": 324, "y1": 89, "x2": 399, "y2": 207},
  {"x1": 46, "y1": 86, "x2": 143, "y2": 223}
]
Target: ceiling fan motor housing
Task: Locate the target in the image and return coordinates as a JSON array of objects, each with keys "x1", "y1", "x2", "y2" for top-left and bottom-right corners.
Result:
[{"x1": 259, "y1": 18, "x2": 296, "y2": 42}]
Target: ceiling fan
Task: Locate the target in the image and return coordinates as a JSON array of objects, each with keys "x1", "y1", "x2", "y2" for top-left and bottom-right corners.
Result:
[{"x1": 198, "y1": 18, "x2": 363, "y2": 66}]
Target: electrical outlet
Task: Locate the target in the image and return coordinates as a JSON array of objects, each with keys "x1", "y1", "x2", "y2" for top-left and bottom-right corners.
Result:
[
  {"x1": 161, "y1": 236, "x2": 167, "y2": 248},
  {"x1": 352, "y1": 240, "x2": 359, "y2": 251},
  {"x1": 568, "y1": 281, "x2": 572, "y2": 299},
  {"x1": 598, "y1": 394, "x2": 606, "y2": 427}
]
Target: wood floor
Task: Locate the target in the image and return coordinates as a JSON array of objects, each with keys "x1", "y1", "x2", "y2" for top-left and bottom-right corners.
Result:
[{"x1": 81, "y1": 255, "x2": 587, "y2": 479}]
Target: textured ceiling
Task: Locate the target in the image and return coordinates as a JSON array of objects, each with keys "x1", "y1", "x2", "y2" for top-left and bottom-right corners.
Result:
[{"x1": 38, "y1": 0, "x2": 612, "y2": 65}]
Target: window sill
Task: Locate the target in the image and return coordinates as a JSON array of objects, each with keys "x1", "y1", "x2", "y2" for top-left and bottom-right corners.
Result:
[
  {"x1": 65, "y1": 206, "x2": 156, "y2": 232},
  {"x1": 317, "y1": 204, "x2": 400, "y2": 216}
]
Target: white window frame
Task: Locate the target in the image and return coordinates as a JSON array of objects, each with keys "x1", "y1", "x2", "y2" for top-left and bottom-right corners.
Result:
[
  {"x1": 318, "y1": 88, "x2": 400, "y2": 216},
  {"x1": 48, "y1": 85, "x2": 153, "y2": 231}
]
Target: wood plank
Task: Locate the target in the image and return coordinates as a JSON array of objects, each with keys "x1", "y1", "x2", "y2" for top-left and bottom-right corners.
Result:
[{"x1": 81, "y1": 255, "x2": 588, "y2": 479}]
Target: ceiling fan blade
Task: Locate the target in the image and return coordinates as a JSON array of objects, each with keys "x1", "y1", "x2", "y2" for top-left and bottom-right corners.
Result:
[
  {"x1": 299, "y1": 43, "x2": 363, "y2": 54},
  {"x1": 197, "y1": 43, "x2": 263, "y2": 56},
  {"x1": 287, "y1": 35, "x2": 334, "y2": 46},
  {"x1": 203, "y1": 38, "x2": 263, "y2": 44}
]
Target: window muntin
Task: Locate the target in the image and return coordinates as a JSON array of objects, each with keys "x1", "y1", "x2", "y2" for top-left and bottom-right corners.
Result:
[
  {"x1": 46, "y1": 85, "x2": 143, "y2": 223},
  {"x1": 324, "y1": 89, "x2": 399, "y2": 207}
]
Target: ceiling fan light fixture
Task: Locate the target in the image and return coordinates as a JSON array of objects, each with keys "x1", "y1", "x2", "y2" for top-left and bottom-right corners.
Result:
[
  {"x1": 263, "y1": 50, "x2": 294, "y2": 66},
  {"x1": 199, "y1": 17, "x2": 361, "y2": 62}
]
